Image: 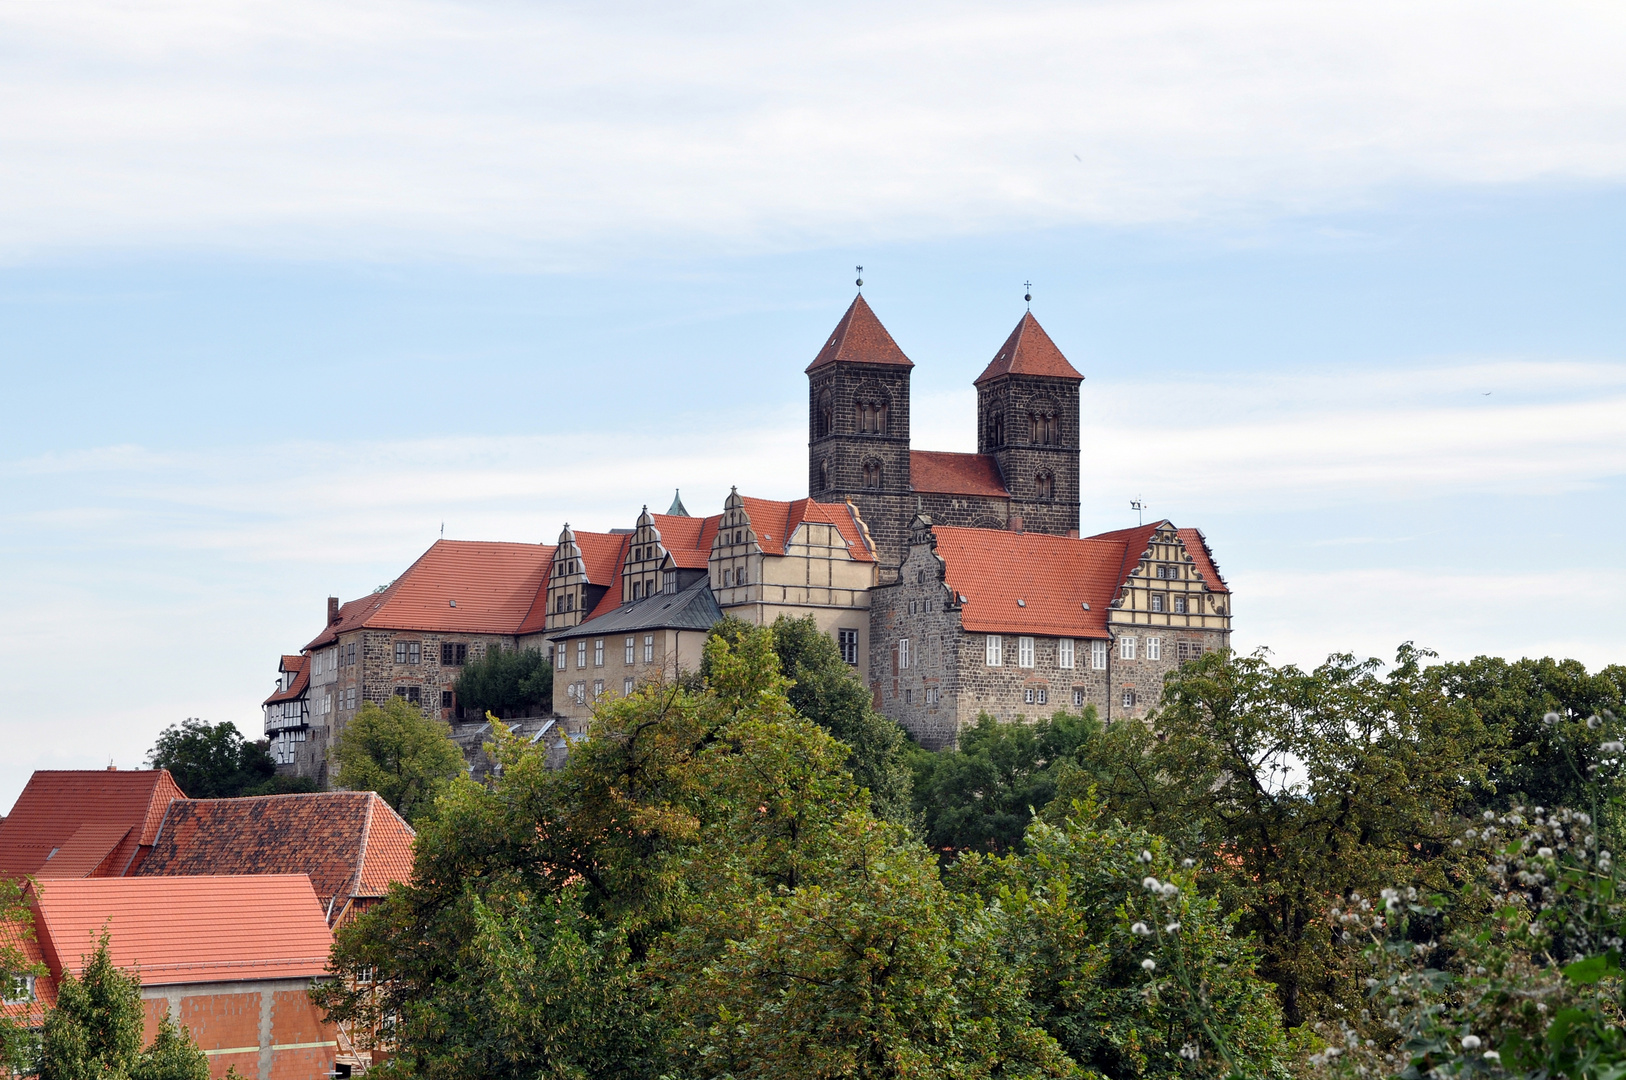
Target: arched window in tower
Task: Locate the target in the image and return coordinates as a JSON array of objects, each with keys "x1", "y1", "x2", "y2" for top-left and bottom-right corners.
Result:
[
  {"x1": 989, "y1": 413, "x2": 1005, "y2": 447},
  {"x1": 816, "y1": 391, "x2": 833, "y2": 438},
  {"x1": 856, "y1": 400, "x2": 888, "y2": 434},
  {"x1": 862, "y1": 460, "x2": 882, "y2": 488},
  {"x1": 1027, "y1": 411, "x2": 1058, "y2": 445},
  {"x1": 1035, "y1": 472, "x2": 1055, "y2": 501},
  {"x1": 819, "y1": 459, "x2": 830, "y2": 490}
]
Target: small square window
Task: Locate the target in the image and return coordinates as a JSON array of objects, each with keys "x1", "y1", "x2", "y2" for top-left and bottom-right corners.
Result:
[
  {"x1": 1122, "y1": 690, "x2": 1137, "y2": 708},
  {"x1": 1073, "y1": 689, "x2": 1085, "y2": 707},
  {"x1": 1174, "y1": 595, "x2": 1188, "y2": 614}
]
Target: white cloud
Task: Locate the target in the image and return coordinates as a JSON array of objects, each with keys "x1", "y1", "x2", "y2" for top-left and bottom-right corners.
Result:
[{"x1": 2, "y1": 0, "x2": 1625, "y2": 260}]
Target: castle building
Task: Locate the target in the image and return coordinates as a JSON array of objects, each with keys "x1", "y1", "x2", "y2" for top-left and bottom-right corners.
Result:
[{"x1": 261, "y1": 291, "x2": 1234, "y2": 772}]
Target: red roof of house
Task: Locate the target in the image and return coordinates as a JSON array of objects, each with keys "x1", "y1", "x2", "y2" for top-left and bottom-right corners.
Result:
[
  {"x1": 263, "y1": 658, "x2": 310, "y2": 706},
  {"x1": 30, "y1": 875, "x2": 333, "y2": 985},
  {"x1": 736, "y1": 496, "x2": 876, "y2": 561},
  {"x1": 0, "y1": 771, "x2": 185, "y2": 881},
  {"x1": 974, "y1": 312, "x2": 1083, "y2": 386},
  {"x1": 650, "y1": 513, "x2": 722, "y2": 569},
  {"x1": 279, "y1": 654, "x2": 304, "y2": 673},
  {"x1": 135, "y1": 792, "x2": 415, "y2": 924},
  {"x1": 304, "y1": 540, "x2": 557, "y2": 649},
  {"x1": 910, "y1": 451, "x2": 1010, "y2": 498},
  {"x1": 0, "y1": 914, "x2": 53, "y2": 1023},
  {"x1": 805, "y1": 294, "x2": 914, "y2": 372},
  {"x1": 582, "y1": 533, "x2": 634, "y2": 622},
  {"x1": 932, "y1": 520, "x2": 1226, "y2": 636}
]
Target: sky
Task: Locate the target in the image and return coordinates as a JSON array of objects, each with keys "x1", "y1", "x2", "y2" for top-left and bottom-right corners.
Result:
[{"x1": 3, "y1": 0, "x2": 1625, "y2": 808}]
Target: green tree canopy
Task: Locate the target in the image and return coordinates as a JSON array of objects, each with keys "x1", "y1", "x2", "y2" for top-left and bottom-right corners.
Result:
[
  {"x1": 145, "y1": 719, "x2": 316, "y2": 798},
  {"x1": 40, "y1": 931, "x2": 209, "y2": 1080},
  {"x1": 332, "y1": 696, "x2": 466, "y2": 823},
  {"x1": 1, "y1": 878, "x2": 44, "y2": 1075},
  {"x1": 452, "y1": 647, "x2": 553, "y2": 718},
  {"x1": 910, "y1": 708, "x2": 1102, "y2": 856}
]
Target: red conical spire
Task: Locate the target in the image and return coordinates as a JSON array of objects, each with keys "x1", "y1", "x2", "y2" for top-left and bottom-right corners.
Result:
[
  {"x1": 805, "y1": 294, "x2": 914, "y2": 372},
  {"x1": 974, "y1": 312, "x2": 1082, "y2": 385}
]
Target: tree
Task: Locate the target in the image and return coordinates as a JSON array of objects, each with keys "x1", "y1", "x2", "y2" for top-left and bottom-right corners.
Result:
[
  {"x1": 1, "y1": 878, "x2": 44, "y2": 1076},
  {"x1": 146, "y1": 719, "x2": 295, "y2": 798},
  {"x1": 452, "y1": 647, "x2": 553, "y2": 719},
  {"x1": 1428, "y1": 654, "x2": 1626, "y2": 810},
  {"x1": 1079, "y1": 645, "x2": 1492, "y2": 1029},
  {"x1": 40, "y1": 931, "x2": 209, "y2": 1080},
  {"x1": 911, "y1": 708, "x2": 1101, "y2": 856},
  {"x1": 332, "y1": 696, "x2": 466, "y2": 823},
  {"x1": 949, "y1": 800, "x2": 1293, "y2": 1079},
  {"x1": 713, "y1": 615, "x2": 915, "y2": 822}
]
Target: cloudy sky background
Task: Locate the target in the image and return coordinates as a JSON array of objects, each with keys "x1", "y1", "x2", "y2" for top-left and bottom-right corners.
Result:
[{"x1": 3, "y1": 0, "x2": 1625, "y2": 806}]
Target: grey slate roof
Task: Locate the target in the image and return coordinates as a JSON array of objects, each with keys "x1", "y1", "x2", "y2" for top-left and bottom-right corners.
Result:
[{"x1": 555, "y1": 576, "x2": 722, "y2": 639}]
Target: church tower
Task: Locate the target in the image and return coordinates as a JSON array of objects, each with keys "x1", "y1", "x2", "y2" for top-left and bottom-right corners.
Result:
[
  {"x1": 807, "y1": 294, "x2": 914, "y2": 507},
  {"x1": 975, "y1": 312, "x2": 1083, "y2": 536}
]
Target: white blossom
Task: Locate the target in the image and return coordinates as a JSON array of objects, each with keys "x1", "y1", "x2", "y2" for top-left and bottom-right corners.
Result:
[
  {"x1": 1131, "y1": 921, "x2": 1152, "y2": 937},
  {"x1": 1139, "y1": 849, "x2": 1153, "y2": 864},
  {"x1": 1462, "y1": 1035, "x2": 1481, "y2": 1050},
  {"x1": 1143, "y1": 877, "x2": 1160, "y2": 892},
  {"x1": 1483, "y1": 1050, "x2": 1501, "y2": 1061},
  {"x1": 1141, "y1": 958, "x2": 1157, "y2": 971},
  {"x1": 1166, "y1": 922, "x2": 1181, "y2": 933}
]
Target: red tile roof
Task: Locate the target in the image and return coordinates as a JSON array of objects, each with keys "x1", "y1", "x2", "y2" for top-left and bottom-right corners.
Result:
[
  {"x1": 279, "y1": 654, "x2": 305, "y2": 673},
  {"x1": 650, "y1": 513, "x2": 721, "y2": 569},
  {"x1": 0, "y1": 771, "x2": 185, "y2": 881},
  {"x1": 263, "y1": 660, "x2": 310, "y2": 706},
  {"x1": 910, "y1": 451, "x2": 1010, "y2": 498},
  {"x1": 1176, "y1": 527, "x2": 1229, "y2": 594},
  {"x1": 30, "y1": 876, "x2": 333, "y2": 985},
  {"x1": 935, "y1": 527, "x2": 1127, "y2": 638},
  {"x1": 805, "y1": 294, "x2": 914, "y2": 372},
  {"x1": 33, "y1": 823, "x2": 134, "y2": 880},
  {"x1": 736, "y1": 496, "x2": 876, "y2": 561},
  {"x1": 974, "y1": 312, "x2": 1083, "y2": 385},
  {"x1": 135, "y1": 792, "x2": 415, "y2": 924},
  {"x1": 582, "y1": 533, "x2": 633, "y2": 622},
  {"x1": 303, "y1": 540, "x2": 557, "y2": 649}
]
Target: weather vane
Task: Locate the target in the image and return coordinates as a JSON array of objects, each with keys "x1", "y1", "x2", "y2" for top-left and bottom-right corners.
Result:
[
  {"x1": 1024, "y1": 280, "x2": 1032, "y2": 308},
  {"x1": 855, "y1": 265, "x2": 864, "y2": 289},
  {"x1": 1130, "y1": 497, "x2": 1146, "y2": 525}
]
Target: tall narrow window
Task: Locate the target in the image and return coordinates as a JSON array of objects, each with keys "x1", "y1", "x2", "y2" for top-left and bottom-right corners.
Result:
[
  {"x1": 839, "y1": 629, "x2": 859, "y2": 665},
  {"x1": 664, "y1": 571, "x2": 676, "y2": 594},
  {"x1": 817, "y1": 391, "x2": 833, "y2": 438},
  {"x1": 644, "y1": 635, "x2": 654, "y2": 663},
  {"x1": 1073, "y1": 689, "x2": 1085, "y2": 707},
  {"x1": 985, "y1": 635, "x2": 1003, "y2": 666},
  {"x1": 594, "y1": 640, "x2": 604, "y2": 666},
  {"x1": 577, "y1": 640, "x2": 587, "y2": 668},
  {"x1": 625, "y1": 637, "x2": 635, "y2": 664},
  {"x1": 556, "y1": 643, "x2": 568, "y2": 670},
  {"x1": 1121, "y1": 637, "x2": 1137, "y2": 661},
  {"x1": 1122, "y1": 690, "x2": 1137, "y2": 708},
  {"x1": 862, "y1": 461, "x2": 881, "y2": 488},
  {"x1": 819, "y1": 459, "x2": 830, "y2": 490},
  {"x1": 594, "y1": 680, "x2": 604, "y2": 700},
  {"x1": 1174, "y1": 595, "x2": 1188, "y2": 614},
  {"x1": 1147, "y1": 637, "x2": 1162, "y2": 661},
  {"x1": 1057, "y1": 639, "x2": 1074, "y2": 669},
  {"x1": 624, "y1": 677, "x2": 635, "y2": 695},
  {"x1": 1151, "y1": 593, "x2": 1164, "y2": 613},
  {"x1": 899, "y1": 638, "x2": 911, "y2": 669},
  {"x1": 1035, "y1": 473, "x2": 1054, "y2": 501},
  {"x1": 1018, "y1": 636, "x2": 1035, "y2": 668}
]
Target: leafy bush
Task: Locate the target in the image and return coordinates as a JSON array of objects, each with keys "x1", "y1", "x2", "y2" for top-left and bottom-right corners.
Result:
[{"x1": 452, "y1": 647, "x2": 552, "y2": 718}]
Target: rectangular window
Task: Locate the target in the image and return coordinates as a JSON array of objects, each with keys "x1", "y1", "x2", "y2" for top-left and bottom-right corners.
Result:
[
  {"x1": 396, "y1": 642, "x2": 408, "y2": 663},
  {"x1": 1147, "y1": 637, "x2": 1161, "y2": 661},
  {"x1": 664, "y1": 571, "x2": 676, "y2": 594},
  {"x1": 624, "y1": 677, "x2": 635, "y2": 695},
  {"x1": 1121, "y1": 637, "x2": 1137, "y2": 661},
  {"x1": 1122, "y1": 690, "x2": 1137, "y2": 708},
  {"x1": 1018, "y1": 636, "x2": 1035, "y2": 668},
  {"x1": 593, "y1": 679, "x2": 604, "y2": 700},
  {"x1": 839, "y1": 629, "x2": 859, "y2": 665},
  {"x1": 346, "y1": 687, "x2": 356, "y2": 710},
  {"x1": 737, "y1": 565, "x2": 748, "y2": 586},
  {"x1": 394, "y1": 686, "x2": 421, "y2": 704},
  {"x1": 1174, "y1": 595, "x2": 1188, "y2": 614},
  {"x1": 925, "y1": 687, "x2": 939, "y2": 705},
  {"x1": 1073, "y1": 689, "x2": 1085, "y2": 707},
  {"x1": 578, "y1": 641, "x2": 587, "y2": 668},
  {"x1": 644, "y1": 635, "x2": 654, "y2": 663},
  {"x1": 909, "y1": 600, "x2": 917, "y2": 615},
  {"x1": 594, "y1": 639, "x2": 604, "y2": 667},
  {"x1": 904, "y1": 689, "x2": 913, "y2": 704},
  {"x1": 1038, "y1": 688, "x2": 1048, "y2": 705},
  {"x1": 556, "y1": 643, "x2": 568, "y2": 670},
  {"x1": 1024, "y1": 688, "x2": 1035, "y2": 705},
  {"x1": 985, "y1": 635, "x2": 1003, "y2": 666},
  {"x1": 1151, "y1": 593, "x2": 1164, "y2": 613},
  {"x1": 441, "y1": 690, "x2": 454, "y2": 708},
  {"x1": 1057, "y1": 638, "x2": 1074, "y2": 669},
  {"x1": 625, "y1": 637, "x2": 635, "y2": 664},
  {"x1": 1092, "y1": 640, "x2": 1108, "y2": 670},
  {"x1": 899, "y1": 638, "x2": 910, "y2": 669}
]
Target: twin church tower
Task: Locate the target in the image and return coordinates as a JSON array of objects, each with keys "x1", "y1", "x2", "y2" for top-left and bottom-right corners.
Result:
[{"x1": 806, "y1": 294, "x2": 1084, "y2": 569}]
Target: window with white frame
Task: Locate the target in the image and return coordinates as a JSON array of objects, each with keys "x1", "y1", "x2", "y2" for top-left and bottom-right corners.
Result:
[
  {"x1": 985, "y1": 635, "x2": 1003, "y2": 666},
  {"x1": 1122, "y1": 690, "x2": 1137, "y2": 708},
  {"x1": 1038, "y1": 688, "x2": 1048, "y2": 705},
  {"x1": 925, "y1": 687, "x2": 939, "y2": 705},
  {"x1": 556, "y1": 643, "x2": 568, "y2": 670},
  {"x1": 577, "y1": 640, "x2": 587, "y2": 668},
  {"x1": 1092, "y1": 640, "x2": 1108, "y2": 670},
  {"x1": 624, "y1": 678, "x2": 634, "y2": 695},
  {"x1": 839, "y1": 629, "x2": 859, "y2": 665},
  {"x1": 3, "y1": 974, "x2": 35, "y2": 1005},
  {"x1": 594, "y1": 679, "x2": 604, "y2": 700},
  {"x1": 594, "y1": 639, "x2": 604, "y2": 666},
  {"x1": 1151, "y1": 593, "x2": 1164, "y2": 613},
  {"x1": 1174, "y1": 595, "x2": 1188, "y2": 614},
  {"x1": 899, "y1": 638, "x2": 910, "y2": 669},
  {"x1": 1121, "y1": 637, "x2": 1137, "y2": 660},
  {"x1": 1147, "y1": 637, "x2": 1162, "y2": 661},
  {"x1": 625, "y1": 637, "x2": 635, "y2": 664},
  {"x1": 1018, "y1": 637, "x2": 1035, "y2": 668},
  {"x1": 1057, "y1": 638, "x2": 1074, "y2": 669},
  {"x1": 324, "y1": 692, "x2": 333, "y2": 715},
  {"x1": 1073, "y1": 689, "x2": 1085, "y2": 707},
  {"x1": 643, "y1": 635, "x2": 654, "y2": 663},
  {"x1": 1024, "y1": 688, "x2": 1035, "y2": 704}
]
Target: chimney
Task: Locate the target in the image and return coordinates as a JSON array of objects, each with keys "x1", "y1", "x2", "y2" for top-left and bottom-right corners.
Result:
[
  {"x1": 328, "y1": 596, "x2": 340, "y2": 624},
  {"x1": 106, "y1": 764, "x2": 116, "y2": 771}
]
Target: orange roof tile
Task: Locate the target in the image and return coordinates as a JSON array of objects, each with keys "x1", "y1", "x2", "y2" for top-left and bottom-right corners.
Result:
[
  {"x1": 135, "y1": 793, "x2": 415, "y2": 922},
  {"x1": 974, "y1": 312, "x2": 1083, "y2": 385},
  {"x1": 0, "y1": 771, "x2": 185, "y2": 881},
  {"x1": 736, "y1": 496, "x2": 876, "y2": 561},
  {"x1": 33, "y1": 823, "x2": 133, "y2": 880},
  {"x1": 1176, "y1": 528, "x2": 1228, "y2": 593},
  {"x1": 805, "y1": 294, "x2": 914, "y2": 372},
  {"x1": 910, "y1": 451, "x2": 1009, "y2": 498},
  {"x1": 30, "y1": 876, "x2": 333, "y2": 985},
  {"x1": 573, "y1": 531, "x2": 628, "y2": 588},
  {"x1": 934, "y1": 527, "x2": 1127, "y2": 638},
  {"x1": 650, "y1": 513, "x2": 721, "y2": 569},
  {"x1": 279, "y1": 654, "x2": 306, "y2": 673},
  {"x1": 263, "y1": 662, "x2": 310, "y2": 706},
  {"x1": 304, "y1": 540, "x2": 557, "y2": 649}
]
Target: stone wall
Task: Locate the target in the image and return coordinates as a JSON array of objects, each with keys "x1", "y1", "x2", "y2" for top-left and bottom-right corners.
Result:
[
  {"x1": 978, "y1": 374, "x2": 1081, "y2": 537},
  {"x1": 808, "y1": 362, "x2": 913, "y2": 504}
]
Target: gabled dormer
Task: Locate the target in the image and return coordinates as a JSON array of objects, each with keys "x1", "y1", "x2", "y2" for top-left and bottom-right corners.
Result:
[
  {"x1": 1106, "y1": 520, "x2": 1231, "y2": 630},
  {"x1": 712, "y1": 488, "x2": 763, "y2": 603},
  {"x1": 622, "y1": 507, "x2": 670, "y2": 602}
]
